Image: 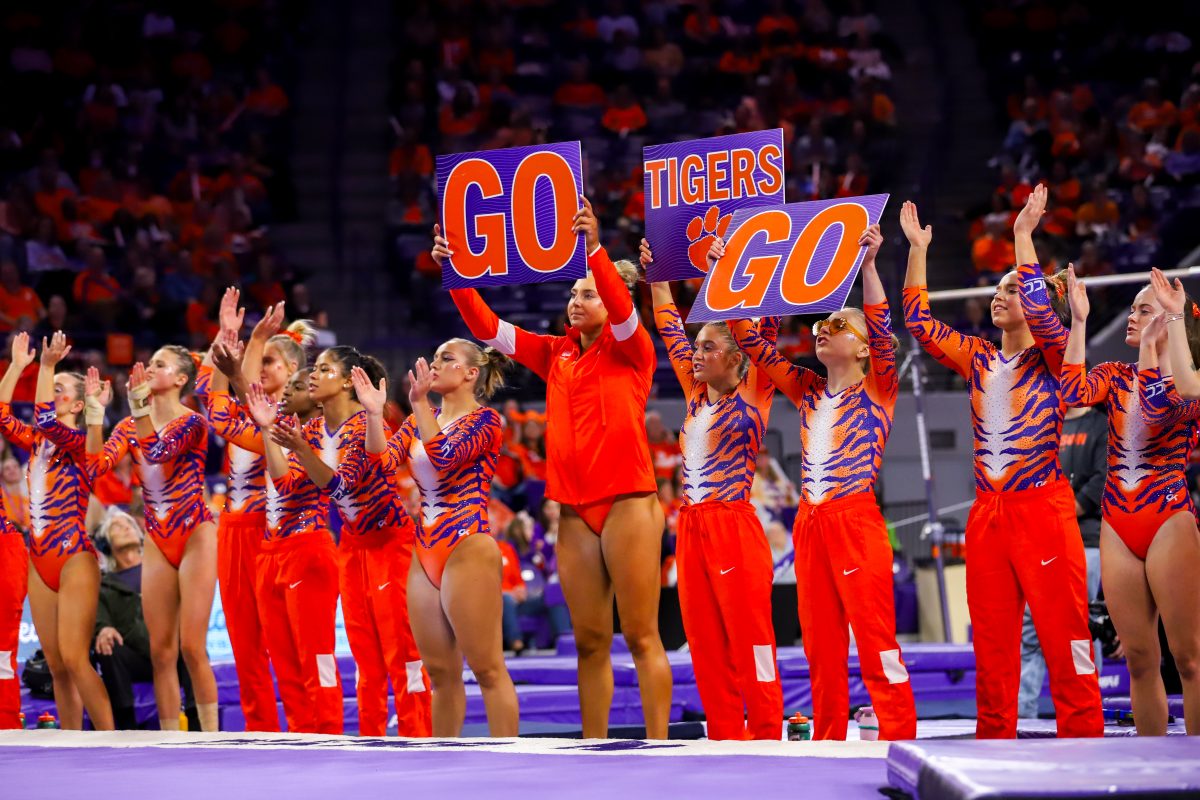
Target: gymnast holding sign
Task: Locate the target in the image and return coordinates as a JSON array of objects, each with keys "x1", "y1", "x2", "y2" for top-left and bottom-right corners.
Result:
[{"x1": 434, "y1": 197, "x2": 673, "y2": 740}]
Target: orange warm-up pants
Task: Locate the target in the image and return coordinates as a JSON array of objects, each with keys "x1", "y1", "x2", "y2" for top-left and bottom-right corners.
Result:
[
  {"x1": 218, "y1": 511, "x2": 279, "y2": 732},
  {"x1": 794, "y1": 492, "x2": 917, "y2": 741},
  {"x1": 0, "y1": 535, "x2": 27, "y2": 729},
  {"x1": 255, "y1": 530, "x2": 343, "y2": 734},
  {"x1": 967, "y1": 479, "x2": 1103, "y2": 739},
  {"x1": 677, "y1": 500, "x2": 782, "y2": 740},
  {"x1": 338, "y1": 527, "x2": 431, "y2": 737}
]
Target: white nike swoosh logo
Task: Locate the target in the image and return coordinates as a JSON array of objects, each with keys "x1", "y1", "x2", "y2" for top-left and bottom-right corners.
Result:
[
  {"x1": 843, "y1": 568, "x2": 860, "y2": 575},
  {"x1": 378, "y1": 582, "x2": 390, "y2": 591},
  {"x1": 1041, "y1": 557, "x2": 1057, "y2": 566},
  {"x1": 719, "y1": 567, "x2": 735, "y2": 575},
  {"x1": 289, "y1": 581, "x2": 303, "y2": 589}
]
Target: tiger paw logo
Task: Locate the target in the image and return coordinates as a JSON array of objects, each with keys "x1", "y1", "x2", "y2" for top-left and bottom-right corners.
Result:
[{"x1": 686, "y1": 206, "x2": 733, "y2": 272}]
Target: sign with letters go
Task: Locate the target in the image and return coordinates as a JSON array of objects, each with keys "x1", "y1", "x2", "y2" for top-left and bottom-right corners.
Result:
[
  {"x1": 643, "y1": 129, "x2": 786, "y2": 283},
  {"x1": 437, "y1": 141, "x2": 586, "y2": 289},
  {"x1": 686, "y1": 194, "x2": 890, "y2": 323}
]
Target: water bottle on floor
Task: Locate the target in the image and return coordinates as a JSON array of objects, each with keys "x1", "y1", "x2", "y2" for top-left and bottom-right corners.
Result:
[
  {"x1": 855, "y1": 707, "x2": 879, "y2": 741},
  {"x1": 786, "y1": 713, "x2": 811, "y2": 741},
  {"x1": 36, "y1": 712, "x2": 58, "y2": 729}
]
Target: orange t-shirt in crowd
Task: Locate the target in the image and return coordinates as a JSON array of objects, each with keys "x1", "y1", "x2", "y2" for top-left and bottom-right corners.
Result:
[
  {"x1": 1128, "y1": 100, "x2": 1178, "y2": 132},
  {"x1": 602, "y1": 104, "x2": 647, "y2": 133},
  {"x1": 0, "y1": 285, "x2": 44, "y2": 331},
  {"x1": 972, "y1": 235, "x2": 1016, "y2": 276},
  {"x1": 554, "y1": 82, "x2": 606, "y2": 108},
  {"x1": 73, "y1": 270, "x2": 121, "y2": 305},
  {"x1": 498, "y1": 540, "x2": 525, "y2": 593},
  {"x1": 649, "y1": 441, "x2": 682, "y2": 481},
  {"x1": 389, "y1": 144, "x2": 434, "y2": 178},
  {"x1": 34, "y1": 188, "x2": 74, "y2": 223},
  {"x1": 245, "y1": 84, "x2": 290, "y2": 116}
]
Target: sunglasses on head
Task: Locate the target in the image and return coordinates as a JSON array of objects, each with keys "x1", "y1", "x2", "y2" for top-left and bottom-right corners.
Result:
[{"x1": 811, "y1": 316, "x2": 867, "y2": 344}]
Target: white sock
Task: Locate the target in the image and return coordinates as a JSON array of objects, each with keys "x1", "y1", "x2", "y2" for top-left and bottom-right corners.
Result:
[{"x1": 198, "y1": 703, "x2": 219, "y2": 733}]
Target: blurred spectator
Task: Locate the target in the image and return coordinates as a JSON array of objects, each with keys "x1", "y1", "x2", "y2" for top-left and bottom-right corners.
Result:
[
  {"x1": 765, "y1": 521, "x2": 796, "y2": 584},
  {"x1": 645, "y1": 410, "x2": 681, "y2": 481},
  {"x1": 1, "y1": 456, "x2": 29, "y2": 533},
  {"x1": 0, "y1": 261, "x2": 45, "y2": 333},
  {"x1": 91, "y1": 511, "x2": 198, "y2": 730},
  {"x1": 751, "y1": 449, "x2": 798, "y2": 525}
]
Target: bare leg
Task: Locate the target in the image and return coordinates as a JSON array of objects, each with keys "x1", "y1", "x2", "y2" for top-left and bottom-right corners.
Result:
[
  {"x1": 442, "y1": 535, "x2": 518, "y2": 736},
  {"x1": 1146, "y1": 512, "x2": 1200, "y2": 734},
  {"x1": 27, "y1": 565, "x2": 82, "y2": 729},
  {"x1": 178, "y1": 523, "x2": 219, "y2": 729},
  {"x1": 602, "y1": 493, "x2": 671, "y2": 739},
  {"x1": 558, "y1": 509, "x2": 614, "y2": 738},
  {"x1": 408, "y1": 557, "x2": 465, "y2": 736},
  {"x1": 141, "y1": 536, "x2": 184, "y2": 727},
  {"x1": 57, "y1": 553, "x2": 113, "y2": 730},
  {"x1": 1100, "y1": 524, "x2": 1165, "y2": 735}
]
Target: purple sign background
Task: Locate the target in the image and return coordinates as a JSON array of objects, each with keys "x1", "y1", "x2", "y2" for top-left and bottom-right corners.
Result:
[
  {"x1": 437, "y1": 141, "x2": 586, "y2": 289},
  {"x1": 687, "y1": 194, "x2": 890, "y2": 323},
  {"x1": 643, "y1": 129, "x2": 785, "y2": 283}
]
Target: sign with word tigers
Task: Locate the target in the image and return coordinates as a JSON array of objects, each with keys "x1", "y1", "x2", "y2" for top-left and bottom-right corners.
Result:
[
  {"x1": 686, "y1": 194, "x2": 890, "y2": 323},
  {"x1": 643, "y1": 129, "x2": 785, "y2": 282},
  {"x1": 437, "y1": 141, "x2": 586, "y2": 288}
]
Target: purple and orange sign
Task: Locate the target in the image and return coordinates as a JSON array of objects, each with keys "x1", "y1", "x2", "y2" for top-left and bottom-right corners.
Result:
[
  {"x1": 437, "y1": 141, "x2": 586, "y2": 288},
  {"x1": 686, "y1": 194, "x2": 890, "y2": 323},
  {"x1": 643, "y1": 129, "x2": 786, "y2": 283}
]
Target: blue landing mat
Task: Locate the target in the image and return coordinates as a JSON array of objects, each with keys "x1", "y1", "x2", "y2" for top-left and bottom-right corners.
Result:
[{"x1": 887, "y1": 737, "x2": 1200, "y2": 799}]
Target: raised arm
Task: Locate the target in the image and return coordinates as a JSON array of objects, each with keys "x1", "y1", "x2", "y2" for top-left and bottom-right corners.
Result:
[
  {"x1": 1139, "y1": 362, "x2": 1200, "y2": 427},
  {"x1": 83, "y1": 367, "x2": 113, "y2": 458},
  {"x1": 268, "y1": 413, "x2": 334, "y2": 488},
  {"x1": 576, "y1": 198, "x2": 655, "y2": 372},
  {"x1": 857, "y1": 225, "x2": 897, "y2": 402},
  {"x1": 1149, "y1": 267, "x2": 1200, "y2": 399},
  {"x1": 246, "y1": 383, "x2": 294, "y2": 483},
  {"x1": 243, "y1": 302, "x2": 285, "y2": 397},
  {"x1": 729, "y1": 317, "x2": 818, "y2": 406},
  {"x1": 433, "y1": 224, "x2": 557, "y2": 378},
  {"x1": 1014, "y1": 185, "x2": 1068, "y2": 374},
  {"x1": 899, "y1": 201, "x2": 982, "y2": 378},
  {"x1": 33, "y1": 332, "x2": 84, "y2": 453},
  {"x1": 208, "y1": 390, "x2": 265, "y2": 453},
  {"x1": 88, "y1": 417, "x2": 133, "y2": 480},
  {"x1": 0, "y1": 332, "x2": 37, "y2": 449},
  {"x1": 652, "y1": 294, "x2": 697, "y2": 396}
]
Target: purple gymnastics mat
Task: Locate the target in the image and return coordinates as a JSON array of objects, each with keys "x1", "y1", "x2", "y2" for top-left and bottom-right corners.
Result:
[
  {"x1": 0, "y1": 733, "x2": 890, "y2": 800},
  {"x1": 887, "y1": 737, "x2": 1200, "y2": 799}
]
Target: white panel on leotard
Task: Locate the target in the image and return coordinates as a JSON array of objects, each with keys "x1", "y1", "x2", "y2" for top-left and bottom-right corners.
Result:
[{"x1": 0, "y1": 652, "x2": 12, "y2": 680}]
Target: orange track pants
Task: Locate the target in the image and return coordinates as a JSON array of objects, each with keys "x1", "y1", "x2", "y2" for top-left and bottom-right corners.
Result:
[
  {"x1": 0, "y1": 535, "x2": 27, "y2": 729},
  {"x1": 218, "y1": 511, "x2": 278, "y2": 731}
]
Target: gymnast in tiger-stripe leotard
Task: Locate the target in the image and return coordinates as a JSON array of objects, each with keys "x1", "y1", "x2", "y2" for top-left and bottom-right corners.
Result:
[
  {"x1": 730, "y1": 223, "x2": 916, "y2": 741},
  {"x1": 355, "y1": 338, "x2": 518, "y2": 737},
  {"x1": 641, "y1": 235, "x2": 784, "y2": 741},
  {"x1": 902, "y1": 191, "x2": 1101, "y2": 740},
  {"x1": 1060, "y1": 266, "x2": 1200, "y2": 736}
]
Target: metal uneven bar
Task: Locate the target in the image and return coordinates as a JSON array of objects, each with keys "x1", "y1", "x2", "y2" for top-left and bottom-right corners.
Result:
[{"x1": 925, "y1": 265, "x2": 1200, "y2": 302}]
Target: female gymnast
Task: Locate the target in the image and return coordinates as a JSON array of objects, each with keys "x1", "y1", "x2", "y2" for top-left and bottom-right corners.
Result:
[
  {"x1": 87, "y1": 345, "x2": 219, "y2": 731},
  {"x1": 268, "y1": 345, "x2": 431, "y2": 737},
  {"x1": 903, "y1": 191, "x2": 1102, "y2": 738},
  {"x1": 637, "y1": 238, "x2": 783, "y2": 740},
  {"x1": 0, "y1": 332, "x2": 112, "y2": 729},
  {"x1": 436, "y1": 197, "x2": 672, "y2": 738},
  {"x1": 719, "y1": 226, "x2": 917, "y2": 740},
  {"x1": 351, "y1": 341, "x2": 519, "y2": 736}
]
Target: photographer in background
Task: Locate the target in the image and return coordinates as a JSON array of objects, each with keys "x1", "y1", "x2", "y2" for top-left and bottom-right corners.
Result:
[
  {"x1": 92, "y1": 511, "x2": 199, "y2": 730},
  {"x1": 1019, "y1": 403, "x2": 1114, "y2": 718}
]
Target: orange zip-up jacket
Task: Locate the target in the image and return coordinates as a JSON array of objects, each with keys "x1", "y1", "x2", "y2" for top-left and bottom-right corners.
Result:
[{"x1": 450, "y1": 245, "x2": 657, "y2": 506}]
